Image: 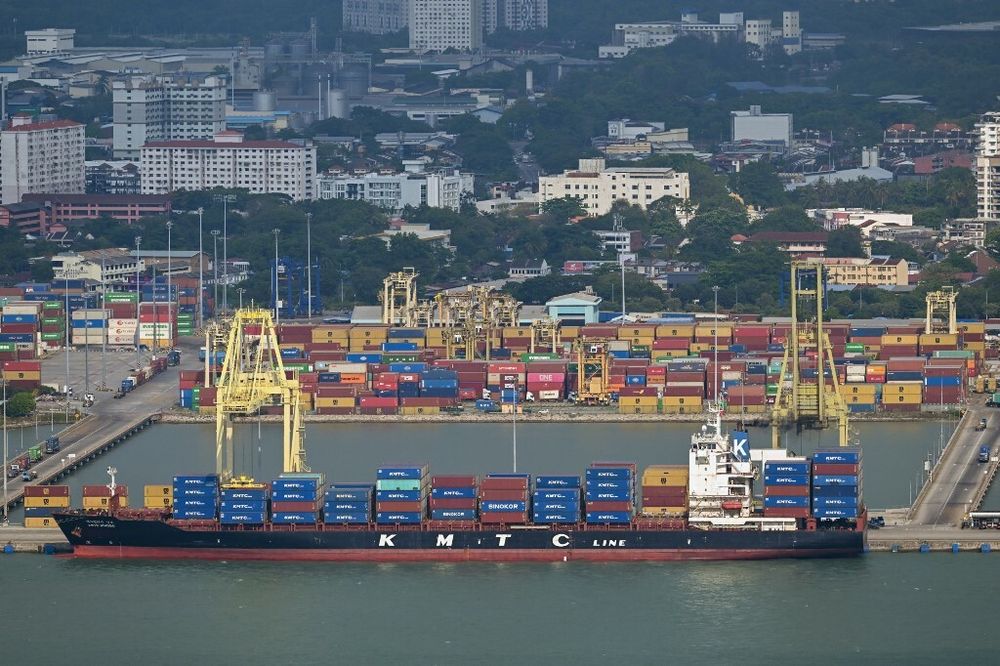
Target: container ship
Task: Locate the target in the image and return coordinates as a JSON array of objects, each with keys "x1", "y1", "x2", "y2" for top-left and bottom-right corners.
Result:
[{"x1": 53, "y1": 413, "x2": 865, "y2": 561}]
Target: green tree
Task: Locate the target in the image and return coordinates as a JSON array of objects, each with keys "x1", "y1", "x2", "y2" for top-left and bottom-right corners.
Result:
[
  {"x1": 729, "y1": 162, "x2": 787, "y2": 208},
  {"x1": 756, "y1": 206, "x2": 821, "y2": 232},
  {"x1": 5, "y1": 391, "x2": 35, "y2": 418},
  {"x1": 540, "y1": 196, "x2": 585, "y2": 221},
  {"x1": 825, "y1": 227, "x2": 866, "y2": 258}
]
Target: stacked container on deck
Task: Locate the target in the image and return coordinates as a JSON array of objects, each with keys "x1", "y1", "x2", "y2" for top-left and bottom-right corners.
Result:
[
  {"x1": 82, "y1": 483, "x2": 129, "y2": 510},
  {"x1": 324, "y1": 483, "x2": 374, "y2": 524},
  {"x1": 429, "y1": 475, "x2": 478, "y2": 524},
  {"x1": 220, "y1": 483, "x2": 269, "y2": 526},
  {"x1": 532, "y1": 475, "x2": 582, "y2": 524},
  {"x1": 584, "y1": 462, "x2": 635, "y2": 525},
  {"x1": 271, "y1": 473, "x2": 325, "y2": 525},
  {"x1": 375, "y1": 465, "x2": 429, "y2": 524},
  {"x1": 172, "y1": 475, "x2": 219, "y2": 520},
  {"x1": 478, "y1": 473, "x2": 529, "y2": 524},
  {"x1": 762, "y1": 458, "x2": 811, "y2": 519},
  {"x1": 143, "y1": 484, "x2": 173, "y2": 510},
  {"x1": 812, "y1": 448, "x2": 863, "y2": 521},
  {"x1": 23, "y1": 485, "x2": 70, "y2": 527},
  {"x1": 639, "y1": 465, "x2": 688, "y2": 517}
]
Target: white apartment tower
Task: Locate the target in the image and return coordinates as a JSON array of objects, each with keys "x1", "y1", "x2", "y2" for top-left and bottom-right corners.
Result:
[
  {"x1": 113, "y1": 76, "x2": 227, "y2": 159},
  {"x1": 1, "y1": 117, "x2": 85, "y2": 204},
  {"x1": 782, "y1": 10, "x2": 802, "y2": 55},
  {"x1": 409, "y1": 0, "x2": 483, "y2": 51},
  {"x1": 140, "y1": 131, "x2": 317, "y2": 201},
  {"x1": 502, "y1": 0, "x2": 548, "y2": 31},
  {"x1": 977, "y1": 112, "x2": 1000, "y2": 221},
  {"x1": 538, "y1": 158, "x2": 690, "y2": 216},
  {"x1": 342, "y1": 0, "x2": 409, "y2": 34}
]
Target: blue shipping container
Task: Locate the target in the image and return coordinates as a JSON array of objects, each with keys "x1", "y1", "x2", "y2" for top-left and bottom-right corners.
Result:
[
  {"x1": 814, "y1": 508, "x2": 859, "y2": 519},
  {"x1": 813, "y1": 475, "x2": 860, "y2": 487},
  {"x1": 813, "y1": 450, "x2": 862, "y2": 464},
  {"x1": 588, "y1": 479, "x2": 633, "y2": 491},
  {"x1": 272, "y1": 512, "x2": 318, "y2": 524},
  {"x1": 813, "y1": 496, "x2": 858, "y2": 508},
  {"x1": 220, "y1": 501, "x2": 268, "y2": 512},
  {"x1": 535, "y1": 476, "x2": 581, "y2": 489},
  {"x1": 325, "y1": 501, "x2": 371, "y2": 511},
  {"x1": 763, "y1": 496, "x2": 810, "y2": 508},
  {"x1": 172, "y1": 509, "x2": 216, "y2": 519},
  {"x1": 625, "y1": 375, "x2": 646, "y2": 386},
  {"x1": 324, "y1": 512, "x2": 370, "y2": 523},
  {"x1": 533, "y1": 512, "x2": 579, "y2": 524},
  {"x1": 377, "y1": 466, "x2": 429, "y2": 480},
  {"x1": 388, "y1": 363, "x2": 426, "y2": 373},
  {"x1": 172, "y1": 487, "x2": 218, "y2": 498},
  {"x1": 585, "y1": 468, "x2": 633, "y2": 481},
  {"x1": 347, "y1": 353, "x2": 382, "y2": 363},
  {"x1": 533, "y1": 501, "x2": 579, "y2": 512},
  {"x1": 585, "y1": 511, "x2": 632, "y2": 524},
  {"x1": 376, "y1": 512, "x2": 423, "y2": 524},
  {"x1": 0, "y1": 334, "x2": 33, "y2": 343},
  {"x1": 585, "y1": 489, "x2": 633, "y2": 502},
  {"x1": 271, "y1": 478, "x2": 322, "y2": 491},
  {"x1": 533, "y1": 490, "x2": 580, "y2": 501},
  {"x1": 430, "y1": 509, "x2": 477, "y2": 521},
  {"x1": 480, "y1": 501, "x2": 526, "y2": 512},
  {"x1": 271, "y1": 490, "x2": 320, "y2": 502},
  {"x1": 220, "y1": 511, "x2": 266, "y2": 524},
  {"x1": 924, "y1": 376, "x2": 961, "y2": 387},
  {"x1": 763, "y1": 462, "x2": 811, "y2": 475},
  {"x1": 173, "y1": 475, "x2": 219, "y2": 485},
  {"x1": 763, "y1": 474, "x2": 810, "y2": 486},
  {"x1": 382, "y1": 342, "x2": 418, "y2": 352},
  {"x1": 220, "y1": 489, "x2": 268, "y2": 501},
  {"x1": 2, "y1": 314, "x2": 38, "y2": 324},
  {"x1": 172, "y1": 498, "x2": 217, "y2": 510},
  {"x1": 24, "y1": 507, "x2": 56, "y2": 517},
  {"x1": 376, "y1": 489, "x2": 424, "y2": 501},
  {"x1": 430, "y1": 487, "x2": 476, "y2": 499}
]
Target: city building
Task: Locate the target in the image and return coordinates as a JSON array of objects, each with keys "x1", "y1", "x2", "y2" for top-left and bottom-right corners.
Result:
[
  {"x1": 743, "y1": 19, "x2": 774, "y2": 50},
  {"x1": 342, "y1": 0, "x2": 409, "y2": 34},
  {"x1": 25, "y1": 28, "x2": 75, "y2": 55},
  {"x1": 911, "y1": 150, "x2": 973, "y2": 175},
  {"x1": 538, "y1": 158, "x2": 690, "y2": 216},
  {"x1": 315, "y1": 169, "x2": 474, "y2": 211},
  {"x1": 112, "y1": 76, "x2": 227, "y2": 159},
  {"x1": 607, "y1": 119, "x2": 666, "y2": 140},
  {"x1": 501, "y1": 0, "x2": 548, "y2": 31},
  {"x1": 0, "y1": 201, "x2": 49, "y2": 235},
  {"x1": 85, "y1": 160, "x2": 142, "y2": 195},
  {"x1": 132, "y1": 250, "x2": 210, "y2": 276},
  {"x1": 544, "y1": 289, "x2": 602, "y2": 324},
  {"x1": 140, "y1": 131, "x2": 316, "y2": 200},
  {"x1": 976, "y1": 111, "x2": 1000, "y2": 221},
  {"x1": 942, "y1": 218, "x2": 990, "y2": 248},
  {"x1": 508, "y1": 259, "x2": 551, "y2": 279},
  {"x1": 731, "y1": 105, "x2": 793, "y2": 150},
  {"x1": 743, "y1": 231, "x2": 828, "y2": 255},
  {"x1": 21, "y1": 193, "x2": 172, "y2": 226},
  {"x1": 806, "y1": 208, "x2": 914, "y2": 233},
  {"x1": 781, "y1": 11, "x2": 802, "y2": 55},
  {"x1": 594, "y1": 229, "x2": 643, "y2": 254},
  {"x1": 1, "y1": 116, "x2": 85, "y2": 205},
  {"x1": 51, "y1": 248, "x2": 142, "y2": 282},
  {"x1": 820, "y1": 257, "x2": 909, "y2": 287},
  {"x1": 410, "y1": 0, "x2": 483, "y2": 52},
  {"x1": 598, "y1": 13, "x2": 740, "y2": 58},
  {"x1": 377, "y1": 222, "x2": 453, "y2": 248}
]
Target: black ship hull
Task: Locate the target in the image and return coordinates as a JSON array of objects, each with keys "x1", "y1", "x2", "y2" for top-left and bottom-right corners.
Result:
[{"x1": 55, "y1": 514, "x2": 865, "y2": 562}]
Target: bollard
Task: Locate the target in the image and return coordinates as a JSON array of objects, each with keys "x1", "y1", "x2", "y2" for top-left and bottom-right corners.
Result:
[
  {"x1": 951, "y1": 543, "x2": 960, "y2": 553},
  {"x1": 982, "y1": 543, "x2": 992, "y2": 554},
  {"x1": 919, "y1": 543, "x2": 930, "y2": 553}
]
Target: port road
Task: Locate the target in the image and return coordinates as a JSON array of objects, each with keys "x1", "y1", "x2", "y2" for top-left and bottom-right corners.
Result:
[
  {"x1": 909, "y1": 398, "x2": 999, "y2": 526},
  {"x1": 1, "y1": 341, "x2": 203, "y2": 516}
]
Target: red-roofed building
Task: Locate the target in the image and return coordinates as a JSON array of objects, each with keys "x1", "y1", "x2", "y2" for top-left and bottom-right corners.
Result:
[
  {"x1": 140, "y1": 131, "x2": 317, "y2": 200},
  {"x1": 2, "y1": 115, "x2": 85, "y2": 204},
  {"x1": 21, "y1": 193, "x2": 172, "y2": 225},
  {"x1": 747, "y1": 231, "x2": 829, "y2": 255},
  {"x1": 912, "y1": 149, "x2": 973, "y2": 175}
]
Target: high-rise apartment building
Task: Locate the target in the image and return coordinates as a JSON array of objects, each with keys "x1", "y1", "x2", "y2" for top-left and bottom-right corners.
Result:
[
  {"x1": 976, "y1": 112, "x2": 1000, "y2": 221},
  {"x1": 502, "y1": 0, "x2": 548, "y2": 31},
  {"x1": 342, "y1": 0, "x2": 409, "y2": 34},
  {"x1": 113, "y1": 76, "x2": 227, "y2": 159},
  {"x1": 1, "y1": 116, "x2": 85, "y2": 204},
  {"x1": 409, "y1": 0, "x2": 483, "y2": 51}
]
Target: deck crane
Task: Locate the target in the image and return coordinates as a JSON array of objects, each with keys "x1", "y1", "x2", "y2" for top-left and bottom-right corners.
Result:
[
  {"x1": 770, "y1": 261, "x2": 850, "y2": 448},
  {"x1": 213, "y1": 309, "x2": 306, "y2": 479}
]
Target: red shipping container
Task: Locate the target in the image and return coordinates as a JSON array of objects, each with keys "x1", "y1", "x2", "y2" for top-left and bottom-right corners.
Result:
[
  {"x1": 271, "y1": 501, "x2": 321, "y2": 512},
  {"x1": 763, "y1": 508, "x2": 809, "y2": 518},
  {"x1": 431, "y1": 475, "x2": 478, "y2": 487},
  {"x1": 477, "y1": 489, "x2": 529, "y2": 501},
  {"x1": 479, "y1": 477, "x2": 529, "y2": 490},
  {"x1": 376, "y1": 501, "x2": 425, "y2": 512},
  {"x1": 429, "y1": 498, "x2": 478, "y2": 510},
  {"x1": 585, "y1": 501, "x2": 633, "y2": 512},
  {"x1": 458, "y1": 387, "x2": 479, "y2": 400},
  {"x1": 619, "y1": 387, "x2": 658, "y2": 397},
  {"x1": 83, "y1": 484, "x2": 128, "y2": 497},
  {"x1": 1, "y1": 323, "x2": 36, "y2": 334},
  {"x1": 652, "y1": 339, "x2": 692, "y2": 350},
  {"x1": 813, "y1": 463, "x2": 860, "y2": 475},
  {"x1": 4, "y1": 361, "x2": 41, "y2": 371},
  {"x1": 315, "y1": 407, "x2": 356, "y2": 415},
  {"x1": 641, "y1": 487, "x2": 688, "y2": 499},
  {"x1": 662, "y1": 385, "x2": 704, "y2": 397},
  {"x1": 764, "y1": 485, "x2": 811, "y2": 497},
  {"x1": 479, "y1": 512, "x2": 528, "y2": 524},
  {"x1": 24, "y1": 485, "x2": 70, "y2": 497},
  {"x1": 358, "y1": 407, "x2": 397, "y2": 415},
  {"x1": 358, "y1": 396, "x2": 398, "y2": 408}
]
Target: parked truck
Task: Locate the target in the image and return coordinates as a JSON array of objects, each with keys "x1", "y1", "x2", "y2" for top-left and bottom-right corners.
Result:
[{"x1": 43, "y1": 436, "x2": 60, "y2": 454}]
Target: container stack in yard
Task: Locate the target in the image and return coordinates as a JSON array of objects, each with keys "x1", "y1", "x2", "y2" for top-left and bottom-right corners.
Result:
[
  {"x1": 3, "y1": 360, "x2": 41, "y2": 391},
  {"x1": 762, "y1": 458, "x2": 812, "y2": 519},
  {"x1": 23, "y1": 485, "x2": 70, "y2": 527},
  {"x1": 429, "y1": 475, "x2": 478, "y2": 524},
  {"x1": 375, "y1": 465, "x2": 429, "y2": 525},
  {"x1": 172, "y1": 475, "x2": 219, "y2": 520},
  {"x1": 271, "y1": 474, "x2": 325, "y2": 524},
  {"x1": 812, "y1": 449, "x2": 863, "y2": 522},
  {"x1": 585, "y1": 463, "x2": 635, "y2": 525}
]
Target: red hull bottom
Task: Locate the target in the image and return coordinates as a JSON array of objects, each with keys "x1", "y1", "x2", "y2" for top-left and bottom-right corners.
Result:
[{"x1": 69, "y1": 545, "x2": 860, "y2": 562}]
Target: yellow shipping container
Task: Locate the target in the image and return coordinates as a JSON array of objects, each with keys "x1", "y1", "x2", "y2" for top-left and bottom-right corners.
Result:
[
  {"x1": 661, "y1": 405, "x2": 704, "y2": 415},
  {"x1": 661, "y1": 396, "x2": 703, "y2": 407},
  {"x1": 24, "y1": 496, "x2": 70, "y2": 508},
  {"x1": 144, "y1": 496, "x2": 173, "y2": 508},
  {"x1": 561, "y1": 326, "x2": 580, "y2": 338},
  {"x1": 502, "y1": 327, "x2": 531, "y2": 338},
  {"x1": 840, "y1": 384, "x2": 877, "y2": 396},
  {"x1": 199, "y1": 405, "x2": 217, "y2": 416},
  {"x1": 349, "y1": 327, "x2": 388, "y2": 340},
  {"x1": 883, "y1": 393, "x2": 922, "y2": 405},
  {"x1": 640, "y1": 506, "x2": 687, "y2": 517},
  {"x1": 843, "y1": 394, "x2": 877, "y2": 405},
  {"x1": 880, "y1": 334, "x2": 918, "y2": 345},
  {"x1": 728, "y1": 404, "x2": 766, "y2": 414},
  {"x1": 24, "y1": 517, "x2": 58, "y2": 528},
  {"x1": 4, "y1": 371, "x2": 40, "y2": 381},
  {"x1": 620, "y1": 396, "x2": 659, "y2": 407},
  {"x1": 655, "y1": 325, "x2": 694, "y2": 338},
  {"x1": 400, "y1": 406, "x2": 441, "y2": 416},
  {"x1": 959, "y1": 322, "x2": 986, "y2": 334},
  {"x1": 884, "y1": 381, "x2": 922, "y2": 395},
  {"x1": 919, "y1": 334, "x2": 958, "y2": 346},
  {"x1": 144, "y1": 485, "x2": 172, "y2": 497},
  {"x1": 500, "y1": 404, "x2": 524, "y2": 414},
  {"x1": 642, "y1": 466, "x2": 688, "y2": 486},
  {"x1": 694, "y1": 324, "x2": 733, "y2": 338},
  {"x1": 620, "y1": 405, "x2": 659, "y2": 415},
  {"x1": 83, "y1": 497, "x2": 129, "y2": 509},
  {"x1": 315, "y1": 397, "x2": 357, "y2": 408}
]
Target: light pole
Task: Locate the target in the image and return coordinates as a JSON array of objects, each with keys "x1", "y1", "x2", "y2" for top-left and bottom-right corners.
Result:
[
  {"x1": 273, "y1": 228, "x2": 281, "y2": 325},
  {"x1": 211, "y1": 230, "x2": 220, "y2": 316},
  {"x1": 620, "y1": 254, "x2": 626, "y2": 321},
  {"x1": 101, "y1": 256, "x2": 106, "y2": 390},
  {"x1": 712, "y1": 285, "x2": 720, "y2": 405},
  {"x1": 135, "y1": 235, "x2": 142, "y2": 369},
  {"x1": 197, "y1": 207, "x2": 204, "y2": 329},
  {"x1": 237, "y1": 287, "x2": 245, "y2": 310},
  {"x1": 306, "y1": 212, "x2": 313, "y2": 319},
  {"x1": 166, "y1": 219, "x2": 173, "y2": 348},
  {"x1": 213, "y1": 194, "x2": 237, "y2": 312},
  {"x1": 64, "y1": 272, "x2": 70, "y2": 424},
  {"x1": 2, "y1": 381, "x2": 7, "y2": 526}
]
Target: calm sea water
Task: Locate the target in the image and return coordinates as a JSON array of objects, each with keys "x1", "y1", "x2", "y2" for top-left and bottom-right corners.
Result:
[
  {"x1": 6, "y1": 419, "x2": 997, "y2": 664},
  {"x1": 4, "y1": 554, "x2": 997, "y2": 664}
]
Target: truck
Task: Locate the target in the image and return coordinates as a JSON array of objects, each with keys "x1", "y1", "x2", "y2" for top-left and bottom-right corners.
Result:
[
  {"x1": 976, "y1": 418, "x2": 988, "y2": 431},
  {"x1": 7, "y1": 452, "x2": 29, "y2": 479},
  {"x1": 167, "y1": 350, "x2": 181, "y2": 366},
  {"x1": 979, "y1": 445, "x2": 991, "y2": 464},
  {"x1": 43, "y1": 436, "x2": 60, "y2": 454},
  {"x1": 27, "y1": 445, "x2": 43, "y2": 463}
]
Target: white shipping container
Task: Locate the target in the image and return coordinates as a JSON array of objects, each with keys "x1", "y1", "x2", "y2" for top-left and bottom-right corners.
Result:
[
  {"x1": 72, "y1": 309, "x2": 109, "y2": 319},
  {"x1": 107, "y1": 335, "x2": 137, "y2": 346},
  {"x1": 325, "y1": 363, "x2": 368, "y2": 374},
  {"x1": 538, "y1": 390, "x2": 561, "y2": 400},
  {"x1": 108, "y1": 318, "x2": 138, "y2": 328},
  {"x1": 3, "y1": 305, "x2": 42, "y2": 314}
]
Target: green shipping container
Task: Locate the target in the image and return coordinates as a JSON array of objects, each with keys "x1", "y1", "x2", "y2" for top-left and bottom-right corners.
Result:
[
  {"x1": 766, "y1": 384, "x2": 779, "y2": 396},
  {"x1": 42, "y1": 317, "x2": 62, "y2": 325},
  {"x1": 28, "y1": 445, "x2": 43, "y2": 462},
  {"x1": 933, "y1": 350, "x2": 974, "y2": 359},
  {"x1": 41, "y1": 332, "x2": 63, "y2": 341},
  {"x1": 284, "y1": 362, "x2": 313, "y2": 372},
  {"x1": 632, "y1": 344, "x2": 650, "y2": 352},
  {"x1": 105, "y1": 293, "x2": 139, "y2": 303},
  {"x1": 845, "y1": 343, "x2": 865, "y2": 354},
  {"x1": 520, "y1": 353, "x2": 561, "y2": 361},
  {"x1": 0, "y1": 342, "x2": 15, "y2": 351}
]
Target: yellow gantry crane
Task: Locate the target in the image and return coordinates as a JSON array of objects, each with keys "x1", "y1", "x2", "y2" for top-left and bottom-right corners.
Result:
[
  {"x1": 770, "y1": 261, "x2": 849, "y2": 448},
  {"x1": 213, "y1": 309, "x2": 307, "y2": 479},
  {"x1": 925, "y1": 287, "x2": 957, "y2": 335},
  {"x1": 381, "y1": 267, "x2": 420, "y2": 326},
  {"x1": 530, "y1": 317, "x2": 561, "y2": 353},
  {"x1": 575, "y1": 337, "x2": 611, "y2": 404}
]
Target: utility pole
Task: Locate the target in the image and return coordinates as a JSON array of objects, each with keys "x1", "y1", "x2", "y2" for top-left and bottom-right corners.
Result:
[
  {"x1": 166, "y1": 219, "x2": 173, "y2": 348},
  {"x1": 237, "y1": 287, "x2": 245, "y2": 310},
  {"x1": 197, "y1": 207, "x2": 204, "y2": 329},
  {"x1": 306, "y1": 212, "x2": 313, "y2": 319},
  {"x1": 2, "y1": 382, "x2": 6, "y2": 526},
  {"x1": 273, "y1": 228, "x2": 281, "y2": 326},
  {"x1": 135, "y1": 236, "x2": 142, "y2": 369},
  {"x1": 214, "y1": 194, "x2": 237, "y2": 313},
  {"x1": 713, "y1": 285, "x2": 720, "y2": 405},
  {"x1": 211, "y1": 230, "x2": 220, "y2": 316},
  {"x1": 64, "y1": 272, "x2": 70, "y2": 424},
  {"x1": 101, "y1": 257, "x2": 106, "y2": 390}
]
